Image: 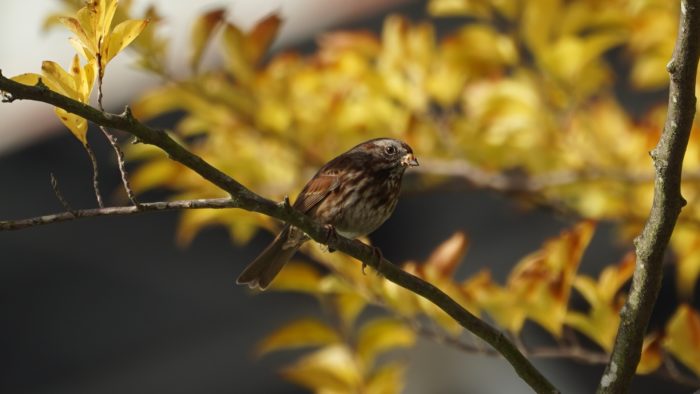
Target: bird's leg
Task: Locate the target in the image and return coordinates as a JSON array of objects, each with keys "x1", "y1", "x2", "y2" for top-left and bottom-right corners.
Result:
[
  {"x1": 323, "y1": 224, "x2": 337, "y2": 253},
  {"x1": 363, "y1": 246, "x2": 384, "y2": 275}
]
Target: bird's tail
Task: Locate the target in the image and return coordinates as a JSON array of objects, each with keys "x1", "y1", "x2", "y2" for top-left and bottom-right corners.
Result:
[{"x1": 236, "y1": 226, "x2": 299, "y2": 290}]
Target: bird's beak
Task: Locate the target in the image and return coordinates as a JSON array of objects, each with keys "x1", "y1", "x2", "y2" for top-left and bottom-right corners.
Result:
[{"x1": 401, "y1": 153, "x2": 419, "y2": 167}]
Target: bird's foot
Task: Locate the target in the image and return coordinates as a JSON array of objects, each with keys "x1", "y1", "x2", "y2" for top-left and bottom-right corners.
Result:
[
  {"x1": 323, "y1": 224, "x2": 337, "y2": 253},
  {"x1": 363, "y1": 246, "x2": 384, "y2": 275}
]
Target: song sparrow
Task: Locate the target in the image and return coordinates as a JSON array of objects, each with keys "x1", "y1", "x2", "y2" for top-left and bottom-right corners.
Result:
[{"x1": 237, "y1": 138, "x2": 419, "y2": 289}]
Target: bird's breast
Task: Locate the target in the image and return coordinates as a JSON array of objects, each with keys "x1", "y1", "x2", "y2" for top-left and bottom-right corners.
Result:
[{"x1": 315, "y1": 170, "x2": 402, "y2": 237}]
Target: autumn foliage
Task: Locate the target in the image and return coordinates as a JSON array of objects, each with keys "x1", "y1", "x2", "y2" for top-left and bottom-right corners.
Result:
[{"x1": 7, "y1": 0, "x2": 700, "y2": 391}]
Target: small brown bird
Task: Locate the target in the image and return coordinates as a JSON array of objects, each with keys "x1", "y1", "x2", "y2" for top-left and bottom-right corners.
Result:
[{"x1": 237, "y1": 138, "x2": 418, "y2": 290}]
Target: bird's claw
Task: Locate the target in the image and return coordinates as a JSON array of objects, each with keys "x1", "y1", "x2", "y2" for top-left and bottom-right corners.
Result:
[{"x1": 363, "y1": 246, "x2": 383, "y2": 275}]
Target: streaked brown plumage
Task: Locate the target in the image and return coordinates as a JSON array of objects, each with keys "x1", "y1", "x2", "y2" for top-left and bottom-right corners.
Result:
[{"x1": 236, "y1": 138, "x2": 418, "y2": 289}]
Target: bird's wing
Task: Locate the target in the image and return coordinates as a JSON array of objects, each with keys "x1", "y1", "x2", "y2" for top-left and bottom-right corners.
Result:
[{"x1": 294, "y1": 173, "x2": 340, "y2": 213}]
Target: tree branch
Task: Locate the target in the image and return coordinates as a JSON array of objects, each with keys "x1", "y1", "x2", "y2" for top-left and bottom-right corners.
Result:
[
  {"x1": 0, "y1": 198, "x2": 236, "y2": 231},
  {"x1": 0, "y1": 71, "x2": 558, "y2": 393},
  {"x1": 597, "y1": 1, "x2": 700, "y2": 393},
  {"x1": 414, "y1": 158, "x2": 700, "y2": 194},
  {"x1": 414, "y1": 158, "x2": 700, "y2": 230}
]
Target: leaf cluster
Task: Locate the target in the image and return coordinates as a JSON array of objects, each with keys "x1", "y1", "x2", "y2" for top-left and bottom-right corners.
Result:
[{"x1": 260, "y1": 222, "x2": 700, "y2": 390}]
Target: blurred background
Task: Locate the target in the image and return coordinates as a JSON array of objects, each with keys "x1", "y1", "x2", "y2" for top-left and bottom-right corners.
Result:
[{"x1": 0, "y1": 1, "x2": 693, "y2": 393}]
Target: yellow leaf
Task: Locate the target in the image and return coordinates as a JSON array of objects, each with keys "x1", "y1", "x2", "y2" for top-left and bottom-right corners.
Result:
[
  {"x1": 374, "y1": 232, "x2": 473, "y2": 334},
  {"x1": 521, "y1": 0, "x2": 560, "y2": 54},
  {"x1": 356, "y1": 318, "x2": 415, "y2": 368},
  {"x1": 69, "y1": 37, "x2": 91, "y2": 61},
  {"x1": 570, "y1": 276, "x2": 599, "y2": 306},
  {"x1": 461, "y1": 74, "x2": 557, "y2": 168},
  {"x1": 176, "y1": 115, "x2": 210, "y2": 136},
  {"x1": 222, "y1": 22, "x2": 254, "y2": 84},
  {"x1": 124, "y1": 142, "x2": 164, "y2": 160},
  {"x1": 16, "y1": 55, "x2": 94, "y2": 144},
  {"x1": 336, "y1": 291, "x2": 367, "y2": 329},
  {"x1": 132, "y1": 5, "x2": 168, "y2": 73},
  {"x1": 129, "y1": 158, "x2": 179, "y2": 192},
  {"x1": 417, "y1": 294, "x2": 464, "y2": 335},
  {"x1": 477, "y1": 282, "x2": 526, "y2": 334},
  {"x1": 177, "y1": 206, "x2": 270, "y2": 247},
  {"x1": 365, "y1": 362, "x2": 406, "y2": 394},
  {"x1": 42, "y1": 12, "x2": 68, "y2": 32},
  {"x1": 82, "y1": 59, "x2": 97, "y2": 100},
  {"x1": 71, "y1": 55, "x2": 88, "y2": 99},
  {"x1": 256, "y1": 98, "x2": 292, "y2": 133},
  {"x1": 664, "y1": 304, "x2": 700, "y2": 376},
  {"x1": 506, "y1": 221, "x2": 595, "y2": 336},
  {"x1": 425, "y1": 61, "x2": 467, "y2": 106},
  {"x1": 318, "y1": 276, "x2": 367, "y2": 328},
  {"x1": 99, "y1": 0, "x2": 118, "y2": 41},
  {"x1": 76, "y1": 4, "x2": 97, "y2": 47},
  {"x1": 281, "y1": 344, "x2": 361, "y2": 392},
  {"x1": 69, "y1": 55, "x2": 96, "y2": 102},
  {"x1": 627, "y1": 5, "x2": 675, "y2": 89},
  {"x1": 176, "y1": 208, "x2": 225, "y2": 246},
  {"x1": 597, "y1": 252, "x2": 636, "y2": 301},
  {"x1": 637, "y1": 333, "x2": 663, "y2": 375},
  {"x1": 565, "y1": 309, "x2": 618, "y2": 353},
  {"x1": 304, "y1": 241, "x2": 367, "y2": 285},
  {"x1": 318, "y1": 30, "x2": 381, "y2": 60},
  {"x1": 427, "y1": 0, "x2": 492, "y2": 18},
  {"x1": 459, "y1": 269, "x2": 496, "y2": 316},
  {"x1": 10, "y1": 73, "x2": 41, "y2": 86},
  {"x1": 247, "y1": 14, "x2": 282, "y2": 64},
  {"x1": 227, "y1": 217, "x2": 265, "y2": 245},
  {"x1": 131, "y1": 85, "x2": 187, "y2": 119},
  {"x1": 59, "y1": 16, "x2": 96, "y2": 54},
  {"x1": 566, "y1": 253, "x2": 635, "y2": 351},
  {"x1": 268, "y1": 261, "x2": 322, "y2": 294},
  {"x1": 443, "y1": 25, "x2": 518, "y2": 71},
  {"x1": 540, "y1": 32, "x2": 625, "y2": 94},
  {"x1": 55, "y1": 108, "x2": 88, "y2": 144},
  {"x1": 422, "y1": 231, "x2": 468, "y2": 279},
  {"x1": 631, "y1": 54, "x2": 670, "y2": 90},
  {"x1": 41, "y1": 61, "x2": 76, "y2": 97},
  {"x1": 375, "y1": 274, "x2": 420, "y2": 317},
  {"x1": 105, "y1": 19, "x2": 149, "y2": 63},
  {"x1": 670, "y1": 226, "x2": 700, "y2": 298},
  {"x1": 256, "y1": 318, "x2": 340, "y2": 357},
  {"x1": 189, "y1": 9, "x2": 226, "y2": 72}
]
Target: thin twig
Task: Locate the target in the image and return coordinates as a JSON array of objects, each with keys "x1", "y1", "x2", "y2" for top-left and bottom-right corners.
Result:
[
  {"x1": 0, "y1": 197, "x2": 235, "y2": 231},
  {"x1": 412, "y1": 321, "x2": 608, "y2": 363},
  {"x1": 96, "y1": 43, "x2": 140, "y2": 207},
  {"x1": 0, "y1": 70, "x2": 559, "y2": 394},
  {"x1": 414, "y1": 158, "x2": 700, "y2": 194},
  {"x1": 84, "y1": 142, "x2": 104, "y2": 208},
  {"x1": 662, "y1": 356, "x2": 700, "y2": 388},
  {"x1": 415, "y1": 323, "x2": 700, "y2": 387},
  {"x1": 49, "y1": 173, "x2": 75, "y2": 215},
  {"x1": 98, "y1": 125, "x2": 140, "y2": 205},
  {"x1": 598, "y1": 2, "x2": 700, "y2": 393},
  {"x1": 413, "y1": 158, "x2": 700, "y2": 230}
]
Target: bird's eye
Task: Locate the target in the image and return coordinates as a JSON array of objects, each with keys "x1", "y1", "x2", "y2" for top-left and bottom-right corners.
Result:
[{"x1": 384, "y1": 145, "x2": 397, "y2": 155}]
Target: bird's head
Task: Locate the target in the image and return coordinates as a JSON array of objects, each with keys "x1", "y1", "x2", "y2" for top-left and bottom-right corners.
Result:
[{"x1": 354, "y1": 138, "x2": 419, "y2": 171}]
